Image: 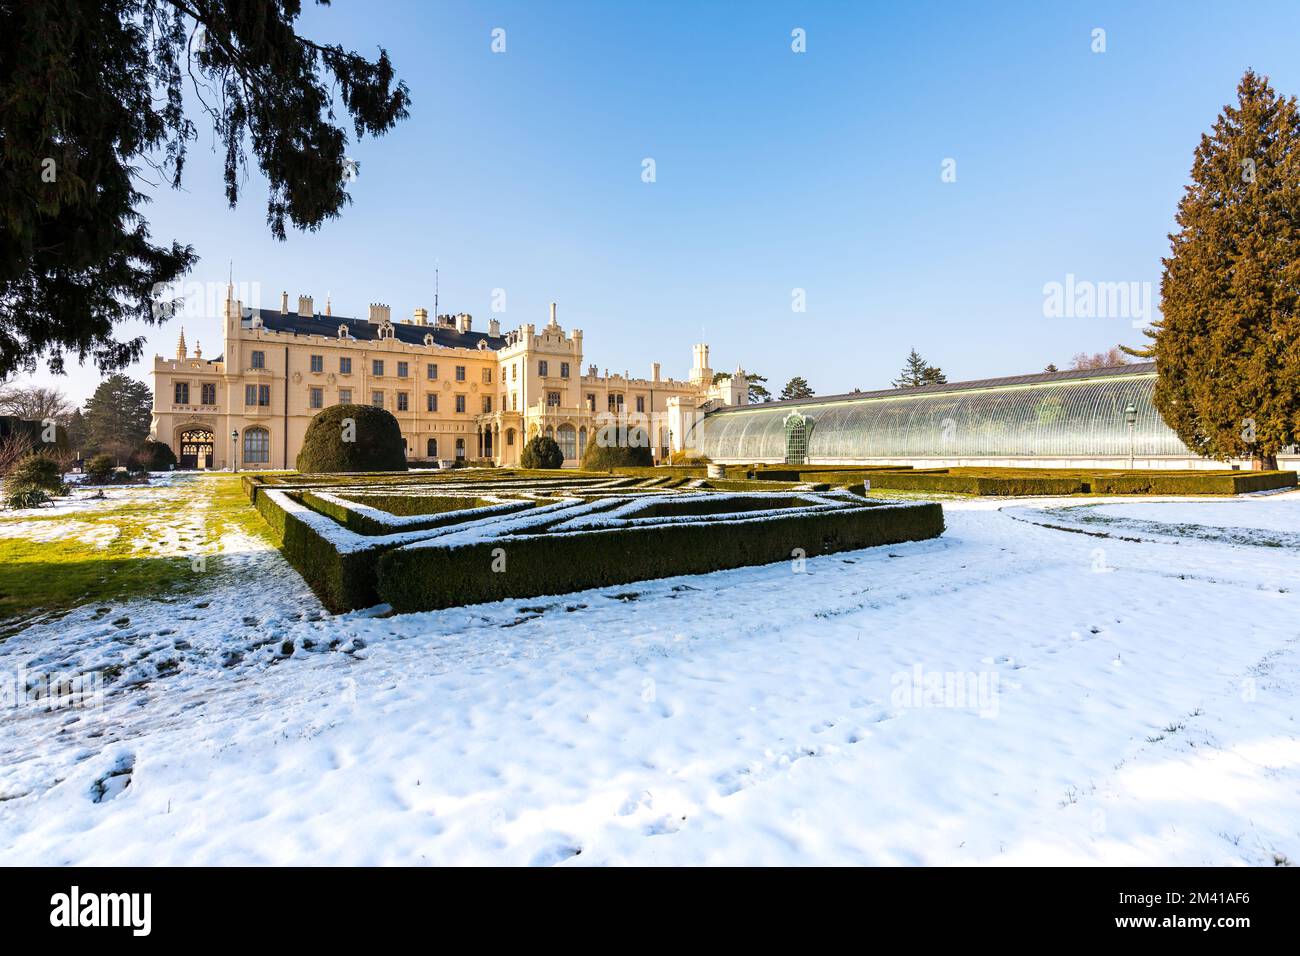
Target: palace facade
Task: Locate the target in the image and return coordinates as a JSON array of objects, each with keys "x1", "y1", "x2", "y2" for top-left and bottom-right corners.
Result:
[{"x1": 151, "y1": 287, "x2": 748, "y2": 470}]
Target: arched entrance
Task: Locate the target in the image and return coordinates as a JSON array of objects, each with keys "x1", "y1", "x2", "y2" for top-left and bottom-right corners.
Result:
[
  {"x1": 179, "y1": 427, "x2": 215, "y2": 469},
  {"x1": 783, "y1": 411, "x2": 811, "y2": 465}
]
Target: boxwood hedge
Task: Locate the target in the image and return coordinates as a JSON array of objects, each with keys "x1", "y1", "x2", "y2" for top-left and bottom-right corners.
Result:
[{"x1": 376, "y1": 499, "x2": 944, "y2": 613}]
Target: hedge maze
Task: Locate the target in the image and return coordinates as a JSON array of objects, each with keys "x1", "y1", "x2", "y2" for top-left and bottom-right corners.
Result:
[{"x1": 243, "y1": 471, "x2": 946, "y2": 613}]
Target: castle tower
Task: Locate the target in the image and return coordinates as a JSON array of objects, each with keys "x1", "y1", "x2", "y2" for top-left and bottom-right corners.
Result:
[{"x1": 176, "y1": 327, "x2": 187, "y2": 360}]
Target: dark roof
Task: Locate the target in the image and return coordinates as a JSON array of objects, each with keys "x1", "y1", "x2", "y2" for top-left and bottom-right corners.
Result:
[
  {"x1": 246, "y1": 308, "x2": 508, "y2": 351},
  {"x1": 715, "y1": 362, "x2": 1157, "y2": 414}
]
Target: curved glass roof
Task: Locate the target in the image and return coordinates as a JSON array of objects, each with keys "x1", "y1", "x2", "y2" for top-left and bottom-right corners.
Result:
[{"x1": 692, "y1": 364, "x2": 1192, "y2": 460}]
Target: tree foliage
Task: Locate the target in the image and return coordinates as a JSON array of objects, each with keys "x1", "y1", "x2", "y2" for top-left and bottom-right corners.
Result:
[
  {"x1": 1141, "y1": 71, "x2": 1300, "y2": 468},
  {"x1": 713, "y1": 370, "x2": 772, "y2": 403},
  {"x1": 1069, "y1": 347, "x2": 1131, "y2": 371},
  {"x1": 82, "y1": 374, "x2": 155, "y2": 462},
  {"x1": 779, "y1": 376, "x2": 815, "y2": 401},
  {"x1": 0, "y1": 0, "x2": 411, "y2": 378},
  {"x1": 892, "y1": 349, "x2": 946, "y2": 388}
]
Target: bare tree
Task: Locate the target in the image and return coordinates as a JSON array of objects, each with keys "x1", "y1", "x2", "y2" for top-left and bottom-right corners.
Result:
[
  {"x1": 1069, "y1": 347, "x2": 1132, "y2": 371},
  {"x1": 0, "y1": 384, "x2": 72, "y2": 422}
]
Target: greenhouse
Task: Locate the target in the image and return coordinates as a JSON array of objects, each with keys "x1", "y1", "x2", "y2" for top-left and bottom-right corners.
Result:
[{"x1": 691, "y1": 363, "x2": 1205, "y2": 468}]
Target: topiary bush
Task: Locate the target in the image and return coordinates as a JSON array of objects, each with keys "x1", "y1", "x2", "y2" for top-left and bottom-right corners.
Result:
[
  {"x1": 135, "y1": 439, "x2": 177, "y2": 471},
  {"x1": 580, "y1": 432, "x2": 654, "y2": 471},
  {"x1": 296, "y1": 404, "x2": 408, "y2": 474},
  {"x1": 519, "y1": 435, "x2": 563, "y2": 469}
]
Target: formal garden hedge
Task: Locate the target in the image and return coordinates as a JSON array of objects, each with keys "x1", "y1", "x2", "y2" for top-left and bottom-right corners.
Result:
[
  {"x1": 377, "y1": 496, "x2": 943, "y2": 613},
  {"x1": 245, "y1": 473, "x2": 944, "y2": 612}
]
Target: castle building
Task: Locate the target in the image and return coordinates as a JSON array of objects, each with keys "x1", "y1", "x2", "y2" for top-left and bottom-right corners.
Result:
[{"x1": 150, "y1": 287, "x2": 748, "y2": 470}]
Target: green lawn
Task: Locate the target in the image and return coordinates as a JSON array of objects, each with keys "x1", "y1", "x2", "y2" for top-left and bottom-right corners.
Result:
[{"x1": 0, "y1": 474, "x2": 275, "y2": 628}]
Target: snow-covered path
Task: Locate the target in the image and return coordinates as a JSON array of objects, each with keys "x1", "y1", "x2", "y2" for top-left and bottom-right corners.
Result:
[{"x1": 1, "y1": 483, "x2": 1297, "y2": 865}]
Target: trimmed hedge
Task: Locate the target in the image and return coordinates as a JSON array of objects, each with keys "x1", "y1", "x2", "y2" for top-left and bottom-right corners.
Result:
[
  {"x1": 1081, "y1": 470, "x2": 1296, "y2": 495},
  {"x1": 252, "y1": 489, "x2": 391, "y2": 612},
  {"x1": 299, "y1": 491, "x2": 529, "y2": 535},
  {"x1": 296, "y1": 404, "x2": 408, "y2": 473},
  {"x1": 376, "y1": 500, "x2": 944, "y2": 612},
  {"x1": 581, "y1": 439, "x2": 654, "y2": 470}
]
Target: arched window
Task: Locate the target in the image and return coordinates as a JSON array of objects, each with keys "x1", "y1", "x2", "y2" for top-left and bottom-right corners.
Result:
[
  {"x1": 243, "y1": 427, "x2": 270, "y2": 464},
  {"x1": 427, "y1": 437, "x2": 438, "y2": 458},
  {"x1": 505, "y1": 428, "x2": 515, "y2": 447},
  {"x1": 556, "y1": 423, "x2": 577, "y2": 461}
]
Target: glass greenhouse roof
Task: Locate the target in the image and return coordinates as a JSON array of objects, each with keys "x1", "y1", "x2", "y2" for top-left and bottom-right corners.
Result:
[{"x1": 693, "y1": 363, "x2": 1193, "y2": 461}]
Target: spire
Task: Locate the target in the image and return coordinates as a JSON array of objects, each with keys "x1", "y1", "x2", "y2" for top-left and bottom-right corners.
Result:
[
  {"x1": 325, "y1": 292, "x2": 332, "y2": 317},
  {"x1": 176, "y1": 326, "x2": 187, "y2": 360},
  {"x1": 195, "y1": 340, "x2": 203, "y2": 359}
]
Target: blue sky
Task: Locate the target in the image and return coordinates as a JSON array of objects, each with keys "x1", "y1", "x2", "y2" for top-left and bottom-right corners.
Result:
[{"x1": 19, "y1": 0, "x2": 1300, "y2": 403}]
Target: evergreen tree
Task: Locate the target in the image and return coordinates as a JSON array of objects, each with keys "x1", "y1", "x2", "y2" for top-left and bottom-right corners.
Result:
[
  {"x1": 82, "y1": 375, "x2": 153, "y2": 463},
  {"x1": 779, "y1": 376, "x2": 815, "y2": 401},
  {"x1": 1139, "y1": 70, "x2": 1300, "y2": 469},
  {"x1": 893, "y1": 349, "x2": 946, "y2": 387},
  {"x1": 0, "y1": 1, "x2": 411, "y2": 379},
  {"x1": 1044, "y1": 363, "x2": 1060, "y2": 373},
  {"x1": 712, "y1": 370, "x2": 772, "y2": 403}
]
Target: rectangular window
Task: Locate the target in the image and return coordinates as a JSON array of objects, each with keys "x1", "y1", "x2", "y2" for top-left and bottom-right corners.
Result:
[
  {"x1": 339, "y1": 388, "x2": 352, "y2": 404},
  {"x1": 608, "y1": 393, "x2": 623, "y2": 411},
  {"x1": 511, "y1": 363, "x2": 517, "y2": 381},
  {"x1": 455, "y1": 365, "x2": 466, "y2": 382},
  {"x1": 174, "y1": 382, "x2": 189, "y2": 404},
  {"x1": 397, "y1": 361, "x2": 409, "y2": 378},
  {"x1": 372, "y1": 359, "x2": 384, "y2": 377},
  {"x1": 538, "y1": 360, "x2": 549, "y2": 377},
  {"x1": 427, "y1": 363, "x2": 438, "y2": 380},
  {"x1": 586, "y1": 393, "x2": 596, "y2": 412},
  {"x1": 309, "y1": 387, "x2": 323, "y2": 409},
  {"x1": 455, "y1": 394, "x2": 466, "y2": 414},
  {"x1": 482, "y1": 368, "x2": 492, "y2": 384},
  {"x1": 340, "y1": 357, "x2": 352, "y2": 374},
  {"x1": 426, "y1": 393, "x2": 437, "y2": 413},
  {"x1": 547, "y1": 391, "x2": 561, "y2": 407},
  {"x1": 560, "y1": 362, "x2": 570, "y2": 378},
  {"x1": 371, "y1": 391, "x2": 384, "y2": 408},
  {"x1": 201, "y1": 383, "x2": 217, "y2": 405},
  {"x1": 245, "y1": 384, "x2": 256, "y2": 406},
  {"x1": 258, "y1": 384, "x2": 271, "y2": 407},
  {"x1": 251, "y1": 350, "x2": 265, "y2": 369},
  {"x1": 397, "y1": 392, "x2": 409, "y2": 412},
  {"x1": 507, "y1": 430, "x2": 515, "y2": 446},
  {"x1": 482, "y1": 396, "x2": 492, "y2": 413},
  {"x1": 310, "y1": 354, "x2": 323, "y2": 373},
  {"x1": 636, "y1": 395, "x2": 645, "y2": 413},
  {"x1": 511, "y1": 393, "x2": 518, "y2": 411}
]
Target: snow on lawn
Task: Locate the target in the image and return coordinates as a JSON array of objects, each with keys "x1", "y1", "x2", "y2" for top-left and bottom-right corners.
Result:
[{"x1": 0, "y1": 486, "x2": 1297, "y2": 865}]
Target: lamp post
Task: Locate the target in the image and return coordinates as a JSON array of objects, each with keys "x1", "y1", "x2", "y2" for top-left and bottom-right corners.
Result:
[
  {"x1": 231, "y1": 429, "x2": 239, "y2": 473},
  {"x1": 1124, "y1": 402, "x2": 1137, "y2": 469}
]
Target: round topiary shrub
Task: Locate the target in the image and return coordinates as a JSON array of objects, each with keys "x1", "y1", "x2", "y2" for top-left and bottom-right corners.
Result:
[
  {"x1": 296, "y1": 404, "x2": 408, "y2": 473},
  {"x1": 135, "y1": 439, "x2": 177, "y2": 471},
  {"x1": 520, "y1": 435, "x2": 563, "y2": 469},
  {"x1": 580, "y1": 429, "x2": 654, "y2": 470}
]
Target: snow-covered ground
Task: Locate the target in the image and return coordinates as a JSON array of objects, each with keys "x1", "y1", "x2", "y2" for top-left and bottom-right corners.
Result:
[{"x1": 1, "y1": 477, "x2": 1297, "y2": 865}]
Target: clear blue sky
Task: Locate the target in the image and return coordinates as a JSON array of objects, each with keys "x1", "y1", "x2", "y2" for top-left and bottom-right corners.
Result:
[{"x1": 18, "y1": 0, "x2": 1300, "y2": 404}]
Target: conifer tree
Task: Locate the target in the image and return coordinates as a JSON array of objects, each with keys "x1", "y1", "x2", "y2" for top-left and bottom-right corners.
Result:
[
  {"x1": 779, "y1": 376, "x2": 815, "y2": 400},
  {"x1": 1138, "y1": 70, "x2": 1300, "y2": 469},
  {"x1": 893, "y1": 349, "x2": 946, "y2": 387},
  {"x1": 83, "y1": 375, "x2": 153, "y2": 463}
]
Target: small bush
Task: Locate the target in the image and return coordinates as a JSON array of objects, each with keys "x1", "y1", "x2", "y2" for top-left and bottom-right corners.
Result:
[
  {"x1": 668, "y1": 450, "x2": 710, "y2": 465},
  {"x1": 580, "y1": 436, "x2": 654, "y2": 470},
  {"x1": 85, "y1": 454, "x2": 116, "y2": 483},
  {"x1": 520, "y1": 436, "x2": 563, "y2": 469},
  {"x1": 296, "y1": 404, "x2": 408, "y2": 474},
  {"x1": 4, "y1": 454, "x2": 66, "y2": 495},
  {"x1": 4, "y1": 487, "x2": 51, "y2": 509}
]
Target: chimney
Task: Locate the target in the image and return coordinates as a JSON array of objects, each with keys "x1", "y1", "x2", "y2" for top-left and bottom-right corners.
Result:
[
  {"x1": 298, "y1": 295, "x2": 313, "y2": 318},
  {"x1": 413, "y1": 308, "x2": 428, "y2": 325},
  {"x1": 488, "y1": 317, "x2": 501, "y2": 337},
  {"x1": 456, "y1": 313, "x2": 472, "y2": 333},
  {"x1": 651, "y1": 362, "x2": 661, "y2": 382},
  {"x1": 367, "y1": 303, "x2": 391, "y2": 324},
  {"x1": 280, "y1": 291, "x2": 289, "y2": 314}
]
